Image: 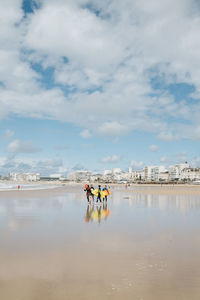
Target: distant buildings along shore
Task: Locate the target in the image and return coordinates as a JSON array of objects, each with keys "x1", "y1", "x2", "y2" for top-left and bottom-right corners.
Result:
[{"x1": 2, "y1": 162, "x2": 200, "y2": 184}]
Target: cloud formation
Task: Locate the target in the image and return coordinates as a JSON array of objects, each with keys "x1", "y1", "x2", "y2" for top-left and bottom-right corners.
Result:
[
  {"x1": 0, "y1": 157, "x2": 66, "y2": 176},
  {"x1": 4, "y1": 129, "x2": 14, "y2": 139},
  {"x1": 80, "y1": 129, "x2": 91, "y2": 139},
  {"x1": 101, "y1": 155, "x2": 122, "y2": 163},
  {"x1": 130, "y1": 159, "x2": 144, "y2": 169},
  {"x1": 149, "y1": 145, "x2": 159, "y2": 152},
  {"x1": 7, "y1": 139, "x2": 41, "y2": 154},
  {"x1": 0, "y1": 0, "x2": 200, "y2": 140}
]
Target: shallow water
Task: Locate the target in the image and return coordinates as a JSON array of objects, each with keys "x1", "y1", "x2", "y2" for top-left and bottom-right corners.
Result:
[
  {"x1": 0, "y1": 186, "x2": 200, "y2": 300},
  {"x1": 0, "y1": 182, "x2": 59, "y2": 191}
]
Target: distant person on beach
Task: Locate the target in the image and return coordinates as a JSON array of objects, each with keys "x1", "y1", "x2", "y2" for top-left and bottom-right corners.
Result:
[
  {"x1": 102, "y1": 185, "x2": 108, "y2": 201},
  {"x1": 90, "y1": 184, "x2": 94, "y2": 201},
  {"x1": 96, "y1": 185, "x2": 102, "y2": 203},
  {"x1": 84, "y1": 184, "x2": 91, "y2": 203}
]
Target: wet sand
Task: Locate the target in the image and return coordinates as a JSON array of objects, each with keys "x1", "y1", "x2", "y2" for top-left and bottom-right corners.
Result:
[{"x1": 0, "y1": 185, "x2": 200, "y2": 299}]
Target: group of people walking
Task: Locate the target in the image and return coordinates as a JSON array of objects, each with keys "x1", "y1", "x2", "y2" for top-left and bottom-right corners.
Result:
[{"x1": 84, "y1": 184, "x2": 110, "y2": 203}]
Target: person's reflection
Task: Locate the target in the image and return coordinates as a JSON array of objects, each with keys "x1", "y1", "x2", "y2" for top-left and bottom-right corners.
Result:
[
  {"x1": 97, "y1": 205, "x2": 101, "y2": 223},
  {"x1": 85, "y1": 204, "x2": 93, "y2": 223},
  {"x1": 102, "y1": 202, "x2": 110, "y2": 221},
  {"x1": 84, "y1": 203, "x2": 111, "y2": 223}
]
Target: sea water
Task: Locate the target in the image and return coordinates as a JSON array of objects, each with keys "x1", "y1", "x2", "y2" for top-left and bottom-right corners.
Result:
[{"x1": 0, "y1": 182, "x2": 59, "y2": 191}]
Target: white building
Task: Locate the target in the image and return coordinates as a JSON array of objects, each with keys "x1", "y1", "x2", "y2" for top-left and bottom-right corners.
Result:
[
  {"x1": 117, "y1": 171, "x2": 131, "y2": 182},
  {"x1": 90, "y1": 174, "x2": 100, "y2": 182},
  {"x1": 151, "y1": 166, "x2": 166, "y2": 181},
  {"x1": 178, "y1": 162, "x2": 190, "y2": 170},
  {"x1": 132, "y1": 170, "x2": 145, "y2": 181},
  {"x1": 24, "y1": 173, "x2": 40, "y2": 181},
  {"x1": 9, "y1": 173, "x2": 40, "y2": 182},
  {"x1": 102, "y1": 172, "x2": 112, "y2": 182},
  {"x1": 112, "y1": 168, "x2": 121, "y2": 174},
  {"x1": 67, "y1": 171, "x2": 92, "y2": 182},
  {"x1": 180, "y1": 168, "x2": 200, "y2": 181},
  {"x1": 103, "y1": 170, "x2": 112, "y2": 176},
  {"x1": 169, "y1": 162, "x2": 190, "y2": 181},
  {"x1": 157, "y1": 172, "x2": 169, "y2": 182},
  {"x1": 144, "y1": 166, "x2": 156, "y2": 181},
  {"x1": 169, "y1": 166, "x2": 179, "y2": 180}
]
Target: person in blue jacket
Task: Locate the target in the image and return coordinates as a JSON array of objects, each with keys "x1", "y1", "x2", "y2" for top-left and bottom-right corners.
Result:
[{"x1": 102, "y1": 185, "x2": 109, "y2": 201}]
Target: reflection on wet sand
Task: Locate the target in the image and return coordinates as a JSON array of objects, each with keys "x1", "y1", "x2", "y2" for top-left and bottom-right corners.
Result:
[
  {"x1": 113, "y1": 189, "x2": 200, "y2": 215},
  {"x1": 1, "y1": 186, "x2": 200, "y2": 299},
  {"x1": 85, "y1": 203, "x2": 111, "y2": 223}
]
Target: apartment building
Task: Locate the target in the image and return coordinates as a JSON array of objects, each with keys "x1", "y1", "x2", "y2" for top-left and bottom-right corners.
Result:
[
  {"x1": 180, "y1": 168, "x2": 200, "y2": 181},
  {"x1": 169, "y1": 162, "x2": 190, "y2": 181}
]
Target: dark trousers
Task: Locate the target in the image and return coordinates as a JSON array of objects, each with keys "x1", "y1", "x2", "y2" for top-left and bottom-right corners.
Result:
[
  {"x1": 97, "y1": 192, "x2": 101, "y2": 202},
  {"x1": 86, "y1": 192, "x2": 90, "y2": 202}
]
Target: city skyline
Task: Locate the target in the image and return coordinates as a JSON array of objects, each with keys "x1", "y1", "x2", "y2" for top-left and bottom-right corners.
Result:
[{"x1": 1, "y1": 0, "x2": 200, "y2": 176}]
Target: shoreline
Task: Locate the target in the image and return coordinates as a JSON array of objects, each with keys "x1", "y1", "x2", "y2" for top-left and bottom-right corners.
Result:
[
  {"x1": 1, "y1": 180, "x2": 200, "y2": 186},
  {"x1": 0, "y1": 182, "x2": 200, "y2": 197}
]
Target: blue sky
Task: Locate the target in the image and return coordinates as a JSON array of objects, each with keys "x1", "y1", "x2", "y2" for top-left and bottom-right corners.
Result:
[{"x1": 0, "y1": 0, "x2": 200, "y2": 175}]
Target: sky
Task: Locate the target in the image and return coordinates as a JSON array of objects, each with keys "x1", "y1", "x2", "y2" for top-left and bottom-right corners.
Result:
[{"x1": 0, "y1": 0, "x2": 200, "y2": 176}]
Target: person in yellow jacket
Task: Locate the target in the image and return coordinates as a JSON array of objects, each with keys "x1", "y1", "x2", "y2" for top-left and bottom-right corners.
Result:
[{"x1": 96, "y1": 185, "x2": 102, "y2": 203}]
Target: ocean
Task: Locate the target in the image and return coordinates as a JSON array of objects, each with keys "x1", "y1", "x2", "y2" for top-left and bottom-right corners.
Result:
[{"x1": 0, "y1": 182, "x2": 59, "y2": 191}]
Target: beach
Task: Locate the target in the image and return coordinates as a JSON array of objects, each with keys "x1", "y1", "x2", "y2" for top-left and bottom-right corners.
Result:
[{"x1": 0, "y1": 184, "x2": 200, "y2": 300}]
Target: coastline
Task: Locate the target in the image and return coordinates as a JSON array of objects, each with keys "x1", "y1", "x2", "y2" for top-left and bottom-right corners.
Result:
[{"x1": 1, "y1": 181, "x2": 200, "y2": 196}]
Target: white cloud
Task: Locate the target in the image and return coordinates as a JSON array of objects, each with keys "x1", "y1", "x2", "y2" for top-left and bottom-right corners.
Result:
[
  {"x1": 97, "y1": 122, "x2": 128, "y2": 136},
  {"x1": 157, "y1": 132, "x2": 179, "y2": 141},
  {"x1": 0, "y1": 0, "x2": 200, "y2": 140},
  {"x1": 160, "y1": 156, "x2": 168, "y2": 163},
  {"x1": 4, "y1": 129, "x2": 14, "y2": 139},
  {"x1": 130, "y1": 159, "x2": 144, "y2": 169},
  {"x1": 160, "y1": 152, "x2": 188, "y2": 165},
  {"x1": 80, "y1": 129, "x2": 91, "y2": 139},
  {"x1": 0, "y1": 157, "x2": 67, "y2": 176},
  {"x1": 24, "y1": 1, "x2": 122, "y2": 70},
  {"x1": 7, "y1": 140, "x2": 41, "y2": 154},
  {"x1": 149, "y1": 145, "x2": 158, "y2": 152},
  {"x1": 101, "y1": 155, "x2": 122, "y2": 163}
]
